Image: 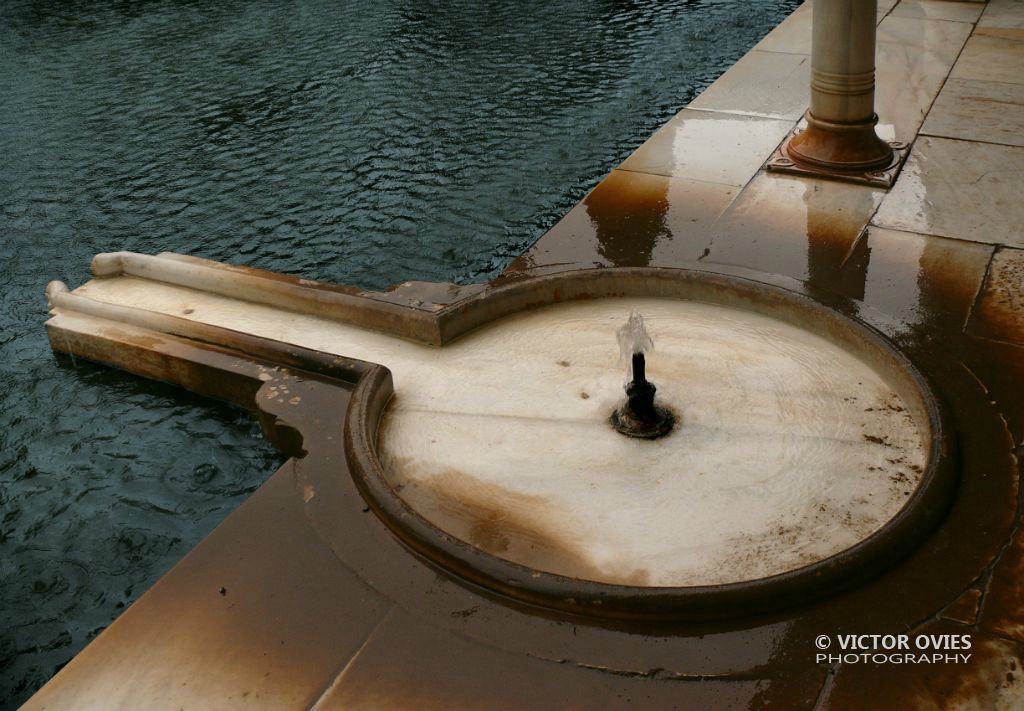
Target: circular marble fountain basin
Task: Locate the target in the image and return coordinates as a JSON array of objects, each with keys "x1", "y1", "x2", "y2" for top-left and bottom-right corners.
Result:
[
  {"x1": 346, "y1": 270, "x2": 955, "y2": 619},
  {"x1": 379, "y1": 296, "x2": 927, "y2": 588}
]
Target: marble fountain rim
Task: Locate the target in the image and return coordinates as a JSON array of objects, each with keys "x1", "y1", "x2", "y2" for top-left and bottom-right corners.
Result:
[{"x1": 341, "y1": 266, "x2": 960, "y2": 621}]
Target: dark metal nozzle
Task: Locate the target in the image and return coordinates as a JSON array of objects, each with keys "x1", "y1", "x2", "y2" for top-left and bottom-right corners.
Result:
[
  {"x1": 611, "y1": 352, "x2": 675, "y2": 439},
  {"x1": 631, "y1": 352, "x2": 646, "y2": 385}
]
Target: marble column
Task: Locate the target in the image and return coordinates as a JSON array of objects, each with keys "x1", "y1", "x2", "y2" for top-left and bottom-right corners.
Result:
[{"x1": 785, "y1": 0, "x2": 893, "y2": 171}]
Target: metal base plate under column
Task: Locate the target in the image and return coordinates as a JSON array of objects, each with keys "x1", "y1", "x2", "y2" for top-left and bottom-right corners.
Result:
[{"x1": 765, "y1": 130, "x2": 911, "y2": 189}]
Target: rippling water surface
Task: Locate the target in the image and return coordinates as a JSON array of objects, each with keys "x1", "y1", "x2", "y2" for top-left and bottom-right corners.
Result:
[{"x1": 0, "y1": 0, "x2": 799, "y2": 705}]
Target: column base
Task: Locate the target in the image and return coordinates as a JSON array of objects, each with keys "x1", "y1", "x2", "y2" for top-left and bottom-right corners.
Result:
[{"x1": 766, "y1": 113, "x2": 909, "y2": 189}]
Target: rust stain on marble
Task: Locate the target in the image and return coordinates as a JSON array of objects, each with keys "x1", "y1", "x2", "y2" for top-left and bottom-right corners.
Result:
[
  {"x1": 942, "y1": 588, "x2": 983, "y2": 627},
  {"x1": 979, "y1": 516, "x2": 1024, "y2": 644},
  {"x1": 842, "y1": 226, "x2": 995, "y2": 335},
  {"x1": 505, "y1": 169, "x2": 734, "y2": 276},
  {"x1": 700, "y1": 173, "x2": 883, "y2": 291},
  {"x1": 968, "y1": 248, "x2": 1024, "y2": 346},
  {"x1": 821, "y1": 622, "x2": 1024, "y2": 710},
  {"x1": 583, "y1": 171, "x2": 672, "y2": 267},
  {"x1": 392, "y1": 463, "x2": 651, "y2": 587}
]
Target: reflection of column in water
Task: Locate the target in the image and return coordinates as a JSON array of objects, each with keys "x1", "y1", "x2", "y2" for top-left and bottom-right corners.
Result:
[
  {"x1": 803, "y1": 182, "x2": 874, "y2": 302},
  {"x1": 586, "y1": 176, "x2": 669, "y2": 267},
  {"x1": 911, "y1": 239, "x2": 972, "y2": 339}
]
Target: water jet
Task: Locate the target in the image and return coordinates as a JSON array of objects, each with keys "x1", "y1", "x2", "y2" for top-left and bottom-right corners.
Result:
[{"x1": 610, "y1": 312, "x2": 675, "y2": 439}]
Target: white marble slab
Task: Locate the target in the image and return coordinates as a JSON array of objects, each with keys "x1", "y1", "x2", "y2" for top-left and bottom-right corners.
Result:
[
  {"x1": 922, "y1": 77, "x2": 1024, "y2": 147},
  {"x1": 703, "y1": 172, "x2": 884, "y2": 284},
  {"x1": 515, "y1": 169, "x2": 736, "y2": 268},
  {"x1": 618, "y1": 110, "x2": 793, "y2": 186},
  {"x1": 890, "y1": 0, "x2": 985, "y2": 23},
  {"x1": 689, "y1": 50, "x2": 811, "y2": 121},
  {"x1": 951, "y1": 34, "x2": 1024, "y2": 84},
  {"x1": 875, "y1": 15, "x2": 974, "y2": 141},
  {"x1": 873, "y1": 136, "x2": 1024, "y2": 247},
  {"x1": 979, "y1": 0, "x2": 1024, "y2": 30},
  {"x1": 753, "y1": 1, "x2": 813, "y2": 54},
  {"x1": 855, "y1": 226, "x2": 994, "y2": 330}
]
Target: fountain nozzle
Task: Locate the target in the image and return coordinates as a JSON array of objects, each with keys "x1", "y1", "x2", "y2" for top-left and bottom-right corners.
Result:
[{"x1": 611, "y1": 350, "x2": 675, "y2": 439}]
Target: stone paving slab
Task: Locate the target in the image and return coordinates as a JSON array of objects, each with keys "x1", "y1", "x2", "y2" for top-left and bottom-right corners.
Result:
[
  {"x1": 875, "y1": 15, "x2": 974, "y2": 141},
  {"x1": 688, "y1": 50, "x2": 810, "y2": 120},
  {"x1": 510, "y1": 169, "x2": 735, "y2": 271},
  {"x1": 753, "y1": 1, "x2": 813, "y2": 54},
  {"x1": 617, "y1": 109, "x2": 793, "y2": 186},
  {"x1": 980, "y1": 0, "x2": 1024, "y2": 30},
  {"x1": 922, "y1": 78, "x2": 1024, "y2": 147},
  {"x1": 968, "y1": 248, "x2": 1024, "y2": 346},
  {"x1": 951, "y1": 33, "x2": 1024, "y2": 84},
  {"x1": 845, "y1": 226, "x2": 994, "y2": 333},
  {"x1": 23, "y1": 459, "x2": 394, "y2": 711},
  {"x1": 873, "y1": 137, "x2": 1024, "y2": 248},
  {"x1": 890, "y1": 0, "x2": 986, "y2": 24},
  {"x1": 309, "y1": 609, "x2": 814, "y2": 710},
  {"x1": 701, "y1": 172, "x2": 883, "y2": 285},
  {"x1": 981, "y1": 514, "x2": 1024, "y2": 645}
]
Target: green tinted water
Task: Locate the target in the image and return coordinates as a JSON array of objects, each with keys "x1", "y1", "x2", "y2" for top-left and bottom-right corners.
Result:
[{"x1": 0, "y1": 0, "x2": 799, "y2": 705}]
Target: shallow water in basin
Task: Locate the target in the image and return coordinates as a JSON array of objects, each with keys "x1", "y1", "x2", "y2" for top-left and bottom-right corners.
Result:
[
  {"x1": 1, "y1": 0, "x2": 800, "y2": 705},
  {"x1": 378, "y1": 298, "x2": 928, "y2": 586}
]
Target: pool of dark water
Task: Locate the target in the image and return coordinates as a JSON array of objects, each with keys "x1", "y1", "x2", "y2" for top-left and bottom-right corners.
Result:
[{"x1": 0, "y1": 0, "x2": 800, "y2": 705}]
